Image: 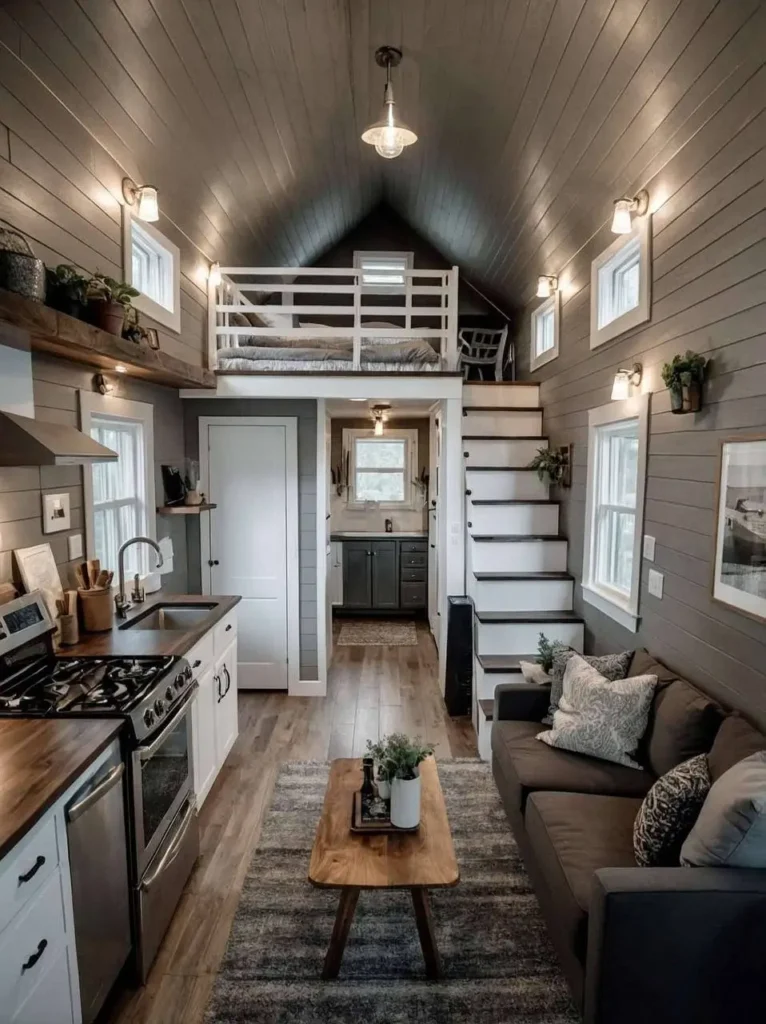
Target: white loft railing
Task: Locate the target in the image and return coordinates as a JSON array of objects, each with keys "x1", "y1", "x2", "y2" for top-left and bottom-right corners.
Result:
[{"x1": 207, "y1": 265, "x2": 459, "y2": 372}]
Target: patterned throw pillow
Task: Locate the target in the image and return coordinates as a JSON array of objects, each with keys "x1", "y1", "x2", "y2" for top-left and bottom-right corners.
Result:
[
  {"x1": 537, "y1": 654, "x2": 657, "y2": 768},
  {"x1": 633, "y1": 754, "x2": 711, "y2": 866},
  {"x1": 543, "y1": 649, "x2": 633, "y2": 724}
]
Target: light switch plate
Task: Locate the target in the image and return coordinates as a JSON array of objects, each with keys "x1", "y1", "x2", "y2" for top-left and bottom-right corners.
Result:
[
  {"x1": 643, "y1": 534, "x2": 656, "y2": 561},
  {"x1": 648, "y1": 569, "x2": 664, "y2": 599},
  {"x1": 67, "y1": 533, "x2": 83, "y2": 560},
  {"x1": 42, "y1": 492, "x2": 71, "y2": 533}
]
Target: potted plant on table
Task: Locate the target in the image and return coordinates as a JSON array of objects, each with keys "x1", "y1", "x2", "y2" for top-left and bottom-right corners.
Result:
[
  {"x1": 379, "y1": 733, "x2": 434, "y2": 829},
  {"x1": 528, "y1": 446, "x2": 569, "y2": 486},
  {"x1": 88, "y1": 273, "x2": 140, "y2": 337},
  {"x1": 661, "y1": 350, "x2": 708, "y2": 414},
  {"x1": 45, "y1": 264, "x2": 92, "y2": 319}
]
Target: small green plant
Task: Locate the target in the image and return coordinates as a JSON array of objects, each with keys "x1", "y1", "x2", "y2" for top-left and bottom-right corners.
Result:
[
  {"x1": 529, "y1": 446, "x2": 568, "y2": 485},
  {"x1": 45, "y1": 264, "x2": 91, "y2": 304},
  {"x1": 88, "y1": 273, "x2": 140, "y2": 306},
  {"x1": 661, "y1": 350, "x2": 708, "y2": 392},
  {"x1": 369, "y1": 733, "x2": 434, "y2": 781},
  {"x1": 537, "y1": 632, "x2": 569, "y2": 673}
]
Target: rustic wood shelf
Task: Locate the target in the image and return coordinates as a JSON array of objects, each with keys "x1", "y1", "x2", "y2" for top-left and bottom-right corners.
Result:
[
  {"x1": 0, "y1": 288, "x2": 215, "y2": 390},
  {"x1": 157, "y1": 503, "x2": 217, "y2": 515}
]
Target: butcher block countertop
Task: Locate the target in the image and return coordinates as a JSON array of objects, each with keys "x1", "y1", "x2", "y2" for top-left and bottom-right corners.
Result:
[
  {"x1": 60, "y1": 593, "x2": 241, "y2": 658},
  {"x1": 0, "y1": 718, "x2": 123, "y2": 860}
]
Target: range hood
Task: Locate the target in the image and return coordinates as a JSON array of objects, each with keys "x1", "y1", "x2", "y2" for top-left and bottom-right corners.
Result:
[{"x1": 0, "y1": 411, "x2": 118, "y2": 466}]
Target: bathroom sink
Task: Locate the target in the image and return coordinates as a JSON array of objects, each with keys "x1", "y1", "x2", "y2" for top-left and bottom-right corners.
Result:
[{"x1": 120, "y1": 602, "x2": 218, "y2": 631}]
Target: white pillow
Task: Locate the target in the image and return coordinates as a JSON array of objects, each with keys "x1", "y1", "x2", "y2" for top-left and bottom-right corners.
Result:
[
  {"x1": 519, "y1": 660, "x2": 552, "y2": 685},
  {"x1": 537, "y1": 654, "x2": 657, "y2": 768},
  {"x1": 258, "y1": 306, "x2": 293, "y2": 331}
]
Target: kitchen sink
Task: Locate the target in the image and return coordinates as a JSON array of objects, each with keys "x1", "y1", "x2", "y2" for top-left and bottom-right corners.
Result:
[{"x1": 120, "y1": 602, "x2": 218, "y2": 631}]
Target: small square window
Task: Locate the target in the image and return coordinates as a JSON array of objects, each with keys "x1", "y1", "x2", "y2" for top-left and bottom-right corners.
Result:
[
  {"x1": 345, "y1": 429, "x2": 417, "y2": 507},
  {"x1": 530, "y1": 292, "x2": 559, "y2": 371},
  {"x1": 354, "y1": 251, "x2": 413, "y2": 294},
  {"x1": 590, "y1": 217, "x2": 651, "y2": 350},
  {"x1": 123, "y1": 211, "x2": 181, "y2": 332}
]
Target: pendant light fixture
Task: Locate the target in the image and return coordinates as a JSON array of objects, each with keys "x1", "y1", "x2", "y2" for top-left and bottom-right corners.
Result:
[{"x1": 361, "y1": 47, "x2": 417, "y2": 160}]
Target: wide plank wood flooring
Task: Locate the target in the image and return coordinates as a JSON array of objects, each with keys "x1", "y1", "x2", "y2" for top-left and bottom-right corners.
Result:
[{"x1": 106, "y1": 622, "x2": 476, "y2": 1023}]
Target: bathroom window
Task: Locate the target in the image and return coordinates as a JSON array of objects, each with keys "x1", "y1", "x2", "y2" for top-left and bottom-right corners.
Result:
[
  {"x1": 345, "y1": 429, "x2": 417, "y2": 507},
  {"x1": 590, "y1": 217, "x2": 651, "y2": 349}
]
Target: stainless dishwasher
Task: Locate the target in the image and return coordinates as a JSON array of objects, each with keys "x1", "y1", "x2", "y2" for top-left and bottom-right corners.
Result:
[{"x1": 65, "y1": 739, "x2": 132, "y2": 1024}]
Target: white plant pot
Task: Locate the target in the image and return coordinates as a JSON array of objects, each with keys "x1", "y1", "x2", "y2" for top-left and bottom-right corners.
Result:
[
  {"x1": 376, "y1": 777, "x2": 391, "y2": 801},
  {"x1": 390, "y1": 773, "x2": 421, "y2": 829}
]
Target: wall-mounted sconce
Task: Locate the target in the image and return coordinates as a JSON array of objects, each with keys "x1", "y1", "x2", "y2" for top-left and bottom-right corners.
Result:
[
  {"x1": 611, "y1": 363, "x2": 643, "y2": 400},
  {"x1": 93, "y1": 373, "x2": 114, "y2": 395},
  {"x1": 122, "y1": 177, "x2": 159, "y2": 222},
  {"x1": 114, "y1": 364, "x2": 127, "y2": 374},
  {"x1": 209, "y1": 262, "x2": 222, "y2": 288},
  {"x1": 611, "y1": 189, "x2": 649, "y2": 234},
  {"x1": 371, "y1": 405, "x2": 389, "y2": 436},
  {"x1": 536, "y1": 275, "x2": 558, "y2": 299}
]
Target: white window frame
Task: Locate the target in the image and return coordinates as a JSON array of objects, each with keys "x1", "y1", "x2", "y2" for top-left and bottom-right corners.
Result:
[
  {"x1": 530, "y1": 290, "x2": 560, "y2": 371},
  {"x1": 122, "y1": 208, "x2": 181, "y2": 333},
  {"x1": 353, "y1": 250, "x2": 414, "y2": 294},
  {"x1": 590, "y1": 215, "x2": 651, "y2": 350},
  {"x1": 582, "y1": 394, "x2": 649, "y2": 632},
  {"x1": 344, "y1": 427, "x2": 418, "y2": 509},
  {"x1": 79, "y1": 391, "x2": 156, "y2": 579}
]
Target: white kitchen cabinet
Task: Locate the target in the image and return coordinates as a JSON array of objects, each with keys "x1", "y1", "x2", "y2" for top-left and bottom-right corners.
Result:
[
  {"x1": 191, "y1": 665, "x2": 218, "y2": 806},
  {"x1": 214, "y1": 642, "x2": 238, "y2": 766}
]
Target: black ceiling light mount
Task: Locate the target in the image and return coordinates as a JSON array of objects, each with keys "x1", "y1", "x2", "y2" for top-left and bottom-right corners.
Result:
[{"x1": 361, "y1": 46, "x2": 418, "y2": 160}]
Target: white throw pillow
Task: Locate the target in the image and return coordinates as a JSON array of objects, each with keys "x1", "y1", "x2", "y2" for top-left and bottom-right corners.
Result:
[
  {"x1": 537, "y1": 654, "x2": 657, "y2": 769},
  {"x1": 519, "y1": 660, "x2": 552, "y2": 686}
]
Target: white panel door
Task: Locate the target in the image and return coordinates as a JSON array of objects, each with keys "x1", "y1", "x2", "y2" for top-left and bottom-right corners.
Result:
[{"x1": 205, "y1": 421, "x2": 297, "y2": 690}]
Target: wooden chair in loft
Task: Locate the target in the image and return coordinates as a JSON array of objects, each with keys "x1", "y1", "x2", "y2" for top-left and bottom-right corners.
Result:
[{"x1": 457, "y1": 324, "x2": 512, "y2": 381}]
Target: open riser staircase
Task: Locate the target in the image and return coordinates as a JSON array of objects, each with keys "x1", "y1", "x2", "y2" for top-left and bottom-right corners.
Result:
[{"x1": 461, "y1": 382, "x2": 582, "y2": 760}]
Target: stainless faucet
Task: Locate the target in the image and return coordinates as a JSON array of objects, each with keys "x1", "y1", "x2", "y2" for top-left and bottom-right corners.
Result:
[{"x1": 115, "y1": 536, "x2": 164, "y2": 618}]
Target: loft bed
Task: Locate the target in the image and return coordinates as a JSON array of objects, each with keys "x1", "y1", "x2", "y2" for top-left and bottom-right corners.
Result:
[{"x1": 207, "y1": 266, "x2": 460, "y2": 373}]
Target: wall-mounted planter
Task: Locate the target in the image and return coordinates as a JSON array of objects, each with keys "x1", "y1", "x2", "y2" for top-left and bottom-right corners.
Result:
[{"x1": 670, "y1": 381, "x2": 702, "y2": 415}]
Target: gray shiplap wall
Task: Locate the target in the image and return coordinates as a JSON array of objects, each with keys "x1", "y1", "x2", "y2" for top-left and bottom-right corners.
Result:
[
  {"x1": 0, "y1": 350, "x2": 188, "y2": 594},
  {"x1": 183, "y1": 400, "x2": 318, "y2": 680},
  {"x1": 514, "y1": 70, "x2": 766, "y2": 725}
]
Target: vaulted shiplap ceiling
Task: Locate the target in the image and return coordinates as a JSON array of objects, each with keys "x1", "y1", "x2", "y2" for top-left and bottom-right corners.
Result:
[{"x1": 2, "y1": 0, "x2": 763, "y2": 311}]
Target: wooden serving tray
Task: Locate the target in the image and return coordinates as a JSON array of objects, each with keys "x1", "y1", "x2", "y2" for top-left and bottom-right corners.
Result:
[{"x1": 350, "y1": 790, "x2": 419, "y2": 834}]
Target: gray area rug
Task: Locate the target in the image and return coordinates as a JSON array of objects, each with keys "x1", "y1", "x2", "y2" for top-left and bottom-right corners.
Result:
[
  {"x1": 205, "y1": 759, "x2": 578, "y2": 1023},
  {"x1": 336, "y1": 619, "x2": 418, "y2": 646}
]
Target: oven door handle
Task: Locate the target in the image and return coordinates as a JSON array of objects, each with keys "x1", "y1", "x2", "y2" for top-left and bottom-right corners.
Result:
[
  {"x1": 66, "y1": 762, "x2": 125, "y2": 823},
  {"x1": 140, "y1": 799, "x2": 196, "y2": 893},
  {"x1": 138, "y1": 684, "x2": 198, "y2": 762}
]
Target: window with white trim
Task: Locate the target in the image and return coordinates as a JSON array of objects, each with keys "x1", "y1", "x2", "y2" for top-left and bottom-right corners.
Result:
[
  {"x1": 590, "y1": 216, "x2": 651, "y2": 349},
  {"x1": 530, "y1": 291, "x2": 559, "y2": 371},
  {"x1": 353, "y1": 251, "x2": 413, "y2": 294},
  {"x1": 582, "y1": 395, "x2": 649, "y2": 632},
  {"x1": 80, "y1": 393, "x2": 156, "y2": 579},
  {"x1": 123, "y1": 211, "x2": 181, "y2": 332},
  {"x1": 345, "y1": 428, "x2": 417, "y2": 507}
]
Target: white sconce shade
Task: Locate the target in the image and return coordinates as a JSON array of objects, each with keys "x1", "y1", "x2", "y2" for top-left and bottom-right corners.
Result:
[
  {"x1": 371, "y1": 405, "x2": 389, "y2": 435},
  {"x1": 209, "y1": 262, "x2": 222, "y2": 288},
  {"x1": 374, "y1": 416, "x2": 384, "y2": 436},
  {"x1": 362, "y1": 48, "x2": 417, "y2": 160},
  {"x1": 114, "y1": 364, "x2": 127, "y2": 374},
  {"x1": 611, "y1": 363, "x2": 643, "y2": 400},
  {"x1": 122, "y1": 177, "x2": 159, "y2": 222},
  {"x1": 611, "y1": 189, "x2": 650, "y2": 234},
  {"x1": 536, "y1": 275, "x2": 558, "y2": 298}
]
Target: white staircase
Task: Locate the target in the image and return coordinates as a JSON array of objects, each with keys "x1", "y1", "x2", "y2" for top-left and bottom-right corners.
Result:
[{"x1": 462, "y1": 382, "x2": 583, "y2": 761}]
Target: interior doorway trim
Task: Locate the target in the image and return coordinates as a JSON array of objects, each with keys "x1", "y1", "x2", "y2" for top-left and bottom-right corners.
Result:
[{"x1": 199, "y1": 416, "x2": 300, "y2": 693}]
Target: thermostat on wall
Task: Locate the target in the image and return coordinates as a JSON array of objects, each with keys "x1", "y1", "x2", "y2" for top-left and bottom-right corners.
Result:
[{"x1": 42, "y1": 492, "x2": 71, "y2": 534}]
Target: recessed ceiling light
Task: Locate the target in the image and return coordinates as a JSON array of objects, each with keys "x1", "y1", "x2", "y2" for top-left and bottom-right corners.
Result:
[{"x1": 114, "y1": 364, "x2": 127, "y2": 373}]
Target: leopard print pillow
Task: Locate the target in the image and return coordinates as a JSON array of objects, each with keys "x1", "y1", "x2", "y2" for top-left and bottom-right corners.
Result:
[{"x1": 634, "y1": 754, "x2": 711, "y2": 866}]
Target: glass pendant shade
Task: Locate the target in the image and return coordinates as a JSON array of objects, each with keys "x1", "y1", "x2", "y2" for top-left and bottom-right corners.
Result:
[
  {"x1": 611, "y1": 199, "x2": 633, "y2": 234},
  {"x1": 362, "y1": 82, "x2": 417, "y2": 160},
  {"x1": 136, "y1": 185, "x2": 159, "y2": 222},
  {"x1": 611, "y1": 371, "x2": 630, "y2": 401},
  {"x1": 374, "y1": 416, "x2": 384, "y2": 436}
]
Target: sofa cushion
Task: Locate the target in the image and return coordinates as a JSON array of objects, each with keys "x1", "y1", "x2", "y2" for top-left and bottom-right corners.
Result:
[
  {"x1": 707, "y1": 713, "x2": 766, "y2": 782},
  {"x1": 630, "y1": 651, "x2": 724, "y2": 776},
  {"x1": 633, "y1": 754, "x2": 711, "y2": 866},
  {"x1": 525, "y1": 792, "x2": 640, "y2": 964},
  {"x1": 491, "y1": 719, "x2": 654, "y2": 816}
]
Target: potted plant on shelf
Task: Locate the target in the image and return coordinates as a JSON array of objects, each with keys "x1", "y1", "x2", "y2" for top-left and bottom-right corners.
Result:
[
  {"x1": 45, "y1": 264, "x2": 91, "y2": 320},
  {"x1": 88, "y1": 273, "x2": 140, "y2": 337},
  {"x1": 661, "y1": 350, "x2": 708, "y2": 414},
  {"x1": 528, "y1": 446, "x2": 569, "y2": 486},
  {"x1": 382, "y1": 732, "x2": 434, "y2": 829}
]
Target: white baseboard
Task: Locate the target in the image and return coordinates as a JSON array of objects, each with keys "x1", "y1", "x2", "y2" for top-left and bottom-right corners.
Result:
[{"x1": 289, "y1": 678, "x2": 327, "y2": 697}]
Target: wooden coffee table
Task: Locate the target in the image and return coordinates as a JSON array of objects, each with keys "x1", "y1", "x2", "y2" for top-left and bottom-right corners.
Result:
[{"x1": 308, "y1": 756, "x2": 459, "y2": 980}]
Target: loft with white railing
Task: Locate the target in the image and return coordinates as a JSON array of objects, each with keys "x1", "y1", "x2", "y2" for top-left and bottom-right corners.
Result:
[{"x1": 207, "y1": 265, "x2": 459, "y2": 374}]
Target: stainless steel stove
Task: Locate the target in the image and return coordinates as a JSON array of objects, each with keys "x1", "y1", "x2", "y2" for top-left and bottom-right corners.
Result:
[{"x1": 0, "y1": 591, "x2": 200, "y2": 983}]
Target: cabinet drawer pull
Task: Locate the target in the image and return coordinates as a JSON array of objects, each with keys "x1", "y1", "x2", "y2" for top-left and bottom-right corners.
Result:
[
  {"x1": 21, "y1": 939, "x2": 47, "y2": 973},
  {"x1": 222, "y1": 665, "x2": 231, "y2": 698},
  {"x1": 18, "y1": 855, "x2": 45, "y2": 886},
  {"x1": 193, "y1": 659, "x2": 202, "y2": 669},
  {"x1": 215, "y1": 674, "x2": 222, "y2": 702},
  {"x1": 225, "y1": 623, "x2": 232, "y2": 632}
]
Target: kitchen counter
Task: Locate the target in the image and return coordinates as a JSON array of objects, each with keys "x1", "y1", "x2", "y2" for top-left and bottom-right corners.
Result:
[
  {"x1": 0, "y1": 718, "x2": 123, "y2": 859},
  {"x1": 330, "y1": 532, "x2": 427, "y2": 540},
  {"x1": 60, "y1": 593, "x2": 241, "y2": 658}
]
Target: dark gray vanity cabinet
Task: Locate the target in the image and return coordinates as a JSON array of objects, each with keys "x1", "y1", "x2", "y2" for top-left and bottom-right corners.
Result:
[{"x1": 338, "y1": 537, "x2": 427, "y2": 613}]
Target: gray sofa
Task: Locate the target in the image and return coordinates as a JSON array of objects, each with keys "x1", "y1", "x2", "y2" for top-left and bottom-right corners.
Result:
[{"x1": 491, "y1": 649, "x2": 766, "y2": 1024}]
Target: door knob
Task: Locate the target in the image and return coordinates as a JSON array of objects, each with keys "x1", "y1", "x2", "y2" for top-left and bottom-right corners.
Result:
[{"x1": 208, "y1": 559, "x2": 219, "y2": 566}]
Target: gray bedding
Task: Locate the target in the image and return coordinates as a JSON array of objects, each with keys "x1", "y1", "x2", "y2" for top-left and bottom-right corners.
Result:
[{"x1": 216, "y1": 335, "x2": 440, "y2": 370}]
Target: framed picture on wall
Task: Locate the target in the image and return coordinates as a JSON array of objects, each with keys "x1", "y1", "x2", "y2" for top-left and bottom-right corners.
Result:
[{"x1": 712, "y1": 436, "x2": 766, "y2": 622}]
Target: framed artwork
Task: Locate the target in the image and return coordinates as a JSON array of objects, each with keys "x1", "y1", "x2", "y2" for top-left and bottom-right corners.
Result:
[{"x1": 712, "y1": 437, "x2": 766, "y2": 622}]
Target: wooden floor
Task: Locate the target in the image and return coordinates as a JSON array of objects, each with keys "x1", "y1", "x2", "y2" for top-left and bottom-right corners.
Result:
[{"x1": 107, "y1": 621, "x2": 476, "y2": 1023}]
